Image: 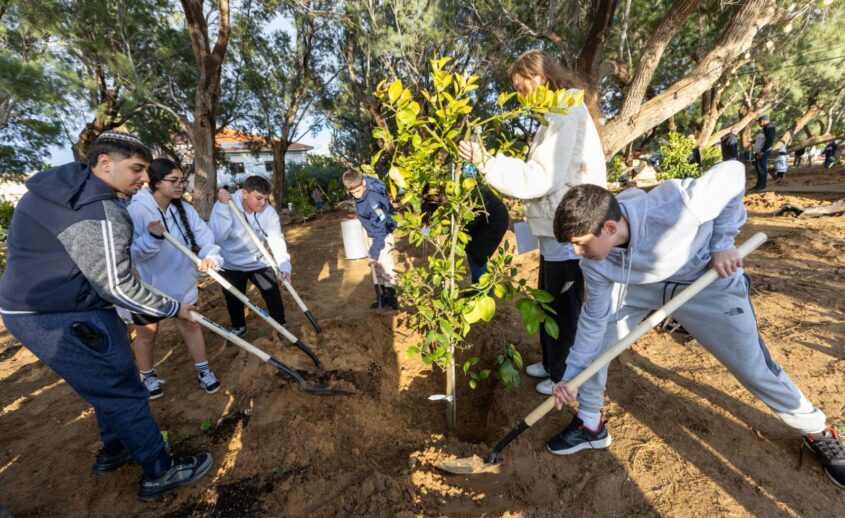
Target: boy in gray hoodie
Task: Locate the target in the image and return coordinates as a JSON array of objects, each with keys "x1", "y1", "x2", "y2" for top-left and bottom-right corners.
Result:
[{"x1": 548, "y1": 160, "x2": 843, "y2": 488}]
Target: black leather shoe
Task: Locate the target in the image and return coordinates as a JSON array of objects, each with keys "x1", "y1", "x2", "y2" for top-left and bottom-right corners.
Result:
[
  {"x1": 137, "y1": 452, "x2": 213, "y2": 501},
  {"x1": 92, "y1": 447, "x2": 133, "y2": 475}
]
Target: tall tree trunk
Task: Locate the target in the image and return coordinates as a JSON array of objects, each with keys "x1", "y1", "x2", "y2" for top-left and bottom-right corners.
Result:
[
  {"x1": 708, "y1": 77, "x2": 774, "y2": 145},
  {"x1": 180, "y1": 0, "x2": 231, "y2": 218},
  {"x1": 616, "y1": 0, "x2": 700, "y2": 125},
  {"x1": 775, "y1": 94, "x2": 820, "y2": 149},
  {"x1": 697, "y1": 83, "x2": 725, "y2": 147},
  {"x1": 603, "y1": 0, "x2": 777, "y2": 157},
  {"x1": 569, "y1": 0, "x2": 618, "y2": 122},
  {"x1": 271, "y1": 140, "x2": 288, "y2": 211}
]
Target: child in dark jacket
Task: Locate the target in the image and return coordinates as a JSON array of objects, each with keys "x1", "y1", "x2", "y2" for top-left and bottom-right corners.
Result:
[{"x1": 343, "y1": 169, "x2": 398, "y2": 309}]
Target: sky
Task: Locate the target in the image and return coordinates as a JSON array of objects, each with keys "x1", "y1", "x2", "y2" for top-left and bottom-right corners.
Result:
[{"x1": 47, "y1": 12, "x2": 333, "y2": 167}]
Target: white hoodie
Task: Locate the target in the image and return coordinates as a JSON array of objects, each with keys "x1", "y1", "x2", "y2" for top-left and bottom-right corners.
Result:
[
  {"x1": 128, "y1": 189, "x2": 223, "y2": 304},
  {"x1": 564, "y1": 160, "x2": 747, "y2": 381},
  {"x1": 479, "y1": 100, "x2": 607, "y2": 238},
  {"x1": 208, "y1": 190, "x2": 292, "y2": 274}
]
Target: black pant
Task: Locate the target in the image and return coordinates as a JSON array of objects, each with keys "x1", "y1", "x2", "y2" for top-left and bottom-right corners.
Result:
[
  {"x1": 538, "y1": 257, "x2": 584, "y2": 382},
  {"x1": 220, "y1": 267, "x2": 286, "y2": 328}
]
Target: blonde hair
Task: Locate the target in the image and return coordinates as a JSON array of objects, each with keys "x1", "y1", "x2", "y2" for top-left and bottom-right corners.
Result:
[
  {"x1": 342, "y1": 169, "x2": 363, "y2": 189},
  {"x1": 508, "y1": 49, "x2": 572, "y2": 93}
]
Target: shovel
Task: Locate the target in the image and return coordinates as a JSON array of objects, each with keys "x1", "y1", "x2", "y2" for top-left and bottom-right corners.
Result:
[
  {"x1": 190, "y1": 311, "x2": 352, "y2": 396},
  {"x1": 163, "y1": 231, "x2": 325, "y2": 373},
  {"x1": 227, "y1": 199, "x2": 322, "y2": 333},
  {"x1": 437, "y1": 232, "x2": 768, "y2": 475}
]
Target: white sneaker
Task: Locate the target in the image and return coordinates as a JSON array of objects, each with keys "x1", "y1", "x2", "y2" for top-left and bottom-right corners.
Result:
[
  {"x1": 535, "y1": 378, "x2": 555, "y2": 395},
  {"x1": 526, "y1": 362, "x2": 550, "y2": 378},
  {"x1": 198, "y1": 370, "x2": 221, "y2": 395},
  {"x1": 143, "y1": 375, "x2": 165, "y2": 400}
]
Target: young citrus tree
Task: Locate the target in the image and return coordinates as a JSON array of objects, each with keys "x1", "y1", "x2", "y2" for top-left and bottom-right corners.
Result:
[{"x1": 367, "y1": 57, "x2": 582, "y2": 429}]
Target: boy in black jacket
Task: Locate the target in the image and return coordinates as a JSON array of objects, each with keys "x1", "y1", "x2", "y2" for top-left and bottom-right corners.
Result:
[{"x1": 0, "y1": 131, "x2": 212, "y2": 501}]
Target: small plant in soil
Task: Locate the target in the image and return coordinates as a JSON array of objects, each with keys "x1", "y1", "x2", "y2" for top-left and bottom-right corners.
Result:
[{"x1": 370, "y1": 57, "x2": 582, "y2": 401}]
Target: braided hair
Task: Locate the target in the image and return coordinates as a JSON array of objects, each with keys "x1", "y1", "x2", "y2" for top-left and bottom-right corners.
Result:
[{"x1": 148, "y1": 158, "x2": 200, "y2": 254}]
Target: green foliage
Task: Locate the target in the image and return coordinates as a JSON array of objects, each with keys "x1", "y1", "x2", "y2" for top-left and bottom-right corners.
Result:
[
  {"x1": 200, "y1": 418, "x2": 213, "y2": 432},
  {"x1": 374, "y1": 58, "x2": 580, "y2": 389},
  {"x1": 607, "y1": 155, "x2": 626, "y2": 182},
  {"x1": 0, "y1": 201, "x2": 15, "y2": 241},
  {"x1": 657, "y1": 132, "x2": 700, "y2": 181},
  {"x1": 495, "y1": 344, "x2": 523, "y2": 389},
  {"x1": 286, "y1": 155, "x2": 347, "y2": 204},
  {"x1": 700, "y1": 144, "x2": 722, "y2": 172}
]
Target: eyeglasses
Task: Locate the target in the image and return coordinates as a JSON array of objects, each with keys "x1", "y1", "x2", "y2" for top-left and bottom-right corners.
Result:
[{"x1": 162, "y1": 177, "x2": 188, "y2": 186}]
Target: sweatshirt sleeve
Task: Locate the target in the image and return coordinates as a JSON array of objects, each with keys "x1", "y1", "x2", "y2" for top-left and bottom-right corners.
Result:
[
  {"x1": 563, "y1": 263, "x2": 614, "y2": 381},
  {"x1": 188, "y1": 205, "x2": 224, "y2": 269},
  {"x1": 682, "y1": 161, "x2": 747, "y2": 253},
  {"x1": 263, "y1": 209, "x2": 292, "y2": 274},
  {"x1": 480, "y1": 111, "x2": 577, "y2": 200},
  {"x1": 58, "y1": 202, "x2": 179, "y2": 318},
  {"x1": 208, "y1": 201, "x2": 233, "y2": 242},
  {"x1": 128, "y1": 204, "x2": 162, "y2": 263}
]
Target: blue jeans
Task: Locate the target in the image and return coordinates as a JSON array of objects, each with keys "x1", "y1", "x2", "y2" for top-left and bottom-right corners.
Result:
[
  {"x1": 754, "y1": 151, "x2": 771, "y2": 189},
  {"x1": 3, "y1": 309, "x2": 171, "y2": 476}
]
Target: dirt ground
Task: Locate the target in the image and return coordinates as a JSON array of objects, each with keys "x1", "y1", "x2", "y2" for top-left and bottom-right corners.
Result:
[{"x1": 1, "y1": 164, "x2": 844, "y2": 517}]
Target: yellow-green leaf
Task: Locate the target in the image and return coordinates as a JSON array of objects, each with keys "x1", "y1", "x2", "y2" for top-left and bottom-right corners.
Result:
[{"x1": 388, "y1": 79, "x2": 403, "y2": 102}]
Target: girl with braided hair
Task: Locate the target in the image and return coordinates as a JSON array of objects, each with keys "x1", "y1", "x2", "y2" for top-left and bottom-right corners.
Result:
[{"x1": 128, "y1": 158, "x2": 224, "y2": 398}]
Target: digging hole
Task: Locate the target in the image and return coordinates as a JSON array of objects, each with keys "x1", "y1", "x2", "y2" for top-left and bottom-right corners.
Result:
[{"x1": 451, "y1": 374, "x2": 497, "y2": 444}]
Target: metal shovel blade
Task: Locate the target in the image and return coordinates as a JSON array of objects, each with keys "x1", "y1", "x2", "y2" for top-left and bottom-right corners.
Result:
[
  {"x1": 436, "y1": 455, "x2": 501, "y2": 475},
  {"x1": 302, "y1": 383, "x2": 355, "y2": 396}
]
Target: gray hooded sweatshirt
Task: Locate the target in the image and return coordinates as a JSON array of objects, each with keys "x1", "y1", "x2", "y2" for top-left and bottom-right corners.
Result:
[{"x1": 564, "y1": 160, "x2": 747, "y2": 380}]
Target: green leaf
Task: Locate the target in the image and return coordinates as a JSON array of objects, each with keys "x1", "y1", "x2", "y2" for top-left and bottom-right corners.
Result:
[
  {"x1": 525, "y1": 318, "x2": 540, "y2": 336},
  {"x1": 469, "y1": 378, "x2": 477, "y2": 389},
  {"x1": 532, "y1": 289, "x2": 554, "y2": 303},
  {"x1": 200, "y1": 418, "x2": 212, "y2": 432},
  {"x1": 493, "y1": 284, "x2": 506, "y2": 298},
  {"x1": 544, "y1": 318, "x2": 560, "y2": 339},
  {"x1": 405, "y1": 345, "x2": 420, "y2": 358},
  {"x1": 160, "y1": 431, "x2": 169, "y2": 445},
  {"x1": 388, "y1": 79, "x2": 403, "y2": 102},
  {"x1": 396, "y1": 108, "x2": 416, "y2": 127}
]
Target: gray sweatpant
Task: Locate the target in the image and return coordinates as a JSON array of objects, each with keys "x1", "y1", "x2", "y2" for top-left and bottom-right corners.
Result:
[{"x1": 576, "y1": 270, "x2": 826, "y2": 435}]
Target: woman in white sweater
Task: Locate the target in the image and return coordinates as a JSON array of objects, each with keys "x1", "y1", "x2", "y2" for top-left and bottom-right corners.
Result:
[
  {"x1": 129, "y1": 159, "x2": 224, "y2": 399},
  {"x1": 460, "y1": 49, "x2": 607, "y2": 396}
]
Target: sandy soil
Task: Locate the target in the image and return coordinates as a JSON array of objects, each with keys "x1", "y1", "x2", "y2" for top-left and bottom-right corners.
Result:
[{"x1": 1, "y1": 164, "x2": 844, "y2": 517}]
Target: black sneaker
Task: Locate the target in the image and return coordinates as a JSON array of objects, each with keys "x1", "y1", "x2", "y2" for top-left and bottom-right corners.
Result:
[
  {"x1": 802, "y1": 428, "x2": 845, "y2": 488},
  {"x1": 91, "y1": 447, "x2": 133, "y2": 475},
  {"x1": 547, "y1": 416, "x2": 612, "y2": 455},
  {"x1": 230, "y1": 326, "x2": 247, "y2": 338},
  {"x1": 137, "y1": 452, "x2": 213, "y2": 501}
]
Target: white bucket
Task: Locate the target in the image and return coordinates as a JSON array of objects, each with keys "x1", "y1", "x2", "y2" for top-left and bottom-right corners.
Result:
[
  {"x1": 513, "y1": 221, "x2": 539, "y2": 255},
  {"x1": 341, "y1": 219, "x2": 369, "y2": 259}
]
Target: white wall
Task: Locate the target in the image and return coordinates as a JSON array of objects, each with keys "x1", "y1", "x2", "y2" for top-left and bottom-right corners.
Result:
[{"x1": 221, "y1": 149, "x2": 308, "y2": 185}]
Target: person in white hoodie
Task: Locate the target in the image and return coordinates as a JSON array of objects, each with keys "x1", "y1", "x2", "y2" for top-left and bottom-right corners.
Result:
[
  {"x1": 209, "y1": 175, "x2": 291, "y2": 337},
  {"x1": 458, "y1": 49, "x2": 607, "y2": 396},
  {"x1": 129, "y1": 158, "x2": 224, "y2": 399},
  {"x1": 547, "y1": 161, "x2": 844, "y2": 489}
]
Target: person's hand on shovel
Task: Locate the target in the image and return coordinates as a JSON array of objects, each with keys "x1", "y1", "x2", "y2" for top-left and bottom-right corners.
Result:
[
  {"x1": 552, "y1": 380, "x2": 578, "y2": 410},
  {"x1": 148, "y1": 220, "x2": 166, "y2": 238},
  {"x1": 217, "y1": 188, "x2": 232, "y2": 204},
  {"x1": 276, "y1": 271, "x2": 291, "y2": 283},
  {"x1": 197, "y1": 258, "x2": 218, "y2": 272},
  {"x1": 709, "y1": 247, "x2": 742, "y2": 278}
]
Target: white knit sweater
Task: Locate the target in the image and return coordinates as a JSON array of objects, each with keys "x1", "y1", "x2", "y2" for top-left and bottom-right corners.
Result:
[{"x1": 480, "y1": 100, "x2": 607, "y2": 237}]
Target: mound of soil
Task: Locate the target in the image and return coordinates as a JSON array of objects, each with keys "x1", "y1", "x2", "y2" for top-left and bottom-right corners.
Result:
[{"x1": 1, "y1": 167, "x2": 844, "y2": 516}]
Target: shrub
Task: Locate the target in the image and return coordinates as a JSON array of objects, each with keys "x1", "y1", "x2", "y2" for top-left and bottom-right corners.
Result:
[{"x1": 607, "y1": 155, "x2": 626, "y2": 182}]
